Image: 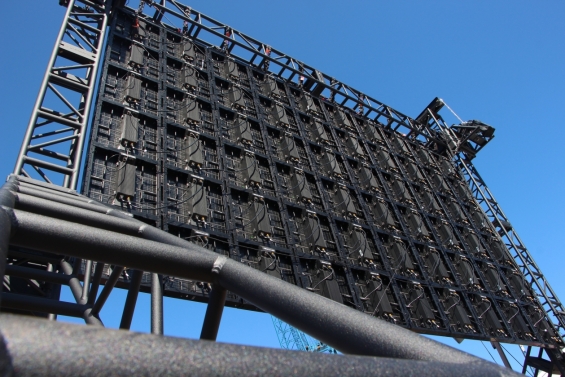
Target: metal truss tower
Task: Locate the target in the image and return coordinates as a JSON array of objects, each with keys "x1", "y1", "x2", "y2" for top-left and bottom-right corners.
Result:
[
  {"x1": 272, "y1": 317, "x2": 335, "y2": 353},
  {"x1": 13, "y1": 0, "x2": 111, "y2": 189},
  {"x1": 3, "y1": 1, "x2": 564, "y2": 376}
]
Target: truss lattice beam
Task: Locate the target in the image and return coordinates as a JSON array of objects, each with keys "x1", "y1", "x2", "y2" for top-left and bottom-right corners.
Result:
[
  {"x1": 457, "y1": 156, "x2": 565, "y2": 373},
  {"x1": 137, "y1": 0, "x2": 443, "y2": 145},
  {"x1": 14, "y1": 0, "x2": 109, "y2": 189}
]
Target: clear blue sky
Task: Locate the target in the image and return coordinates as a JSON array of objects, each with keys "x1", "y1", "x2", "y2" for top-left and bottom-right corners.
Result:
[{"x1": 1, "y1": 0, "x2": 564, "y2": 372}]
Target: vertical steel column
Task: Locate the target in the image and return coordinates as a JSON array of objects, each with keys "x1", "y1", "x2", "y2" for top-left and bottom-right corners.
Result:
[
  {"x1": 46, "y1": 263, "x2": 58, "y2": 321},
  {"x1": 87, "y1": 262, "x2": 105, "y2": 305},
  {"x1": 490, "y1": 342, "x2": 511, "y2": 370},
  {"x1": 81, "y1": 260, "x2": 93, "y2": 302},
  {"x1": 458, "y1": 157, "x2": 565, "y2": 340},
  {"x1": 14, "y1": 0, "x2": 108, "y2": 189},
  {"x1": 0, "y1": 183, "x2": 16, "y2": 302},
  {"x1": 521, "y1": 346, "x2": 532, "y2": 375},
  {"x1": 151, "y1": 273, "x2": 164, "y2": 335},
  {"x1": 200, "y1": 285, "x2": 227, "y2": 341},
  {"x1": 119, "y1": 269, "x2": 144, "y2": 330},
  {"x1": 0, "y1": 209, "x2": 12, "y2": 306},
  {"x1": 59, "y1": 259, "x2": 102, "y2": 326}
]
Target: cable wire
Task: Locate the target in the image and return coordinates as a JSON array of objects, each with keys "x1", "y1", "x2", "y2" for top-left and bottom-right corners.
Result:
[
  {"x1": 286, "y1": 174, "x2": 307, "y2": 192},
  {"x1": 406, "y1": 286, "x2": 424, "y2": 308},
  {"x1": 480, "y1": 341, "x2": 498, "y2": 365},
  {"x1": 506, "y1": 305, "x2": 520, "y2": 324},
  {"x1": 440, "y1": 99, "x2": 464, "y2": 124},
  {"x1": 228, "y1": 156, "x2": 257, "y2": 173},
  {"x1": 533, "y1": 310, "x2": 545, "y2": 327},
  {"x1": 361, "y1": 279, "x2": 383, "y2": 300},
  {"x1": 301, "y1": 215, "x2": 322, "y2": 243},
  {"x1": 429, "y1": 251, "x2": 442, "y2": 278},
  {"x1": 346, "y1": 228, "x2": 367, "y2": 257},
  {"x1": 371, "y1": 246, "x2": 407, "y2": 316},
  {"x1": 220, "y1": 115, "x2": 249, "y2": 132},
  {"x1": 276, "y1": 135, "x2": 297, "y2": 154},
  {"x1": 444, "y1": 293, "x2": 460, "y2": 314},
  {"x1": 132, "y1": 130, "x2": 200, "y2": 155},
  {"x1": 500, "y1": 343, "x2": 527, "y2": 372},
  {"x1": 477, "y1": 299, "x2": 492, "y2": 319},
  {"x1": 261, "y1": 255, "x2": 277, "y2": 272},
  {"x1": 237, "y1": 200, "x2": 266, "y2": 229},
  {"x1": 128, "y1": 181, "x2": 204, "y2": 212},
  {"x1": 310, "y1": 269, "x2": 334, "y2": 291}
]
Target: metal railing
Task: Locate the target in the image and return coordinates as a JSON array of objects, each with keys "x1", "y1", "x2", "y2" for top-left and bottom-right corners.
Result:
[{"x1": 0, "y1": 175, "x2": 521, "y2": 376}]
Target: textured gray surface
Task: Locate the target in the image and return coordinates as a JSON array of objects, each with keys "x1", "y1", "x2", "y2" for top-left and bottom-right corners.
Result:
[
  {"x1": 0, "y1": 314, "x2": 518, "y2": 377},
  {"x1": 0, "y1": 332, "x2": 13, "y2": 377}
]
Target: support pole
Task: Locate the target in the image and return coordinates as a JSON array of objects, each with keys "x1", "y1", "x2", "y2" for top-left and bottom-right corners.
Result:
[
  {"x1": 60, "y1": 260, "x2": 85, "y2": 305},
  {"x1": 46, "y1": 263, "x2": 58, "y2": 321},
  {"x1": 151, "y1": 273, "x2": 164, "y2": 335},
  {"x1": 0, "y1": 208, "x2": 12, "y2": 306},
  {"x1": 6, "y1": 207, "x2": 522, "y2": 366},
  {"x1": 1, "y1": 292, "x2": 87, "y2": 318},
  {"x1": 4, "y1": 265, "x2": 71, "y2": 285},
  {"x1": 91, "y1": 266, "x2": 124, "y2": 316},
  {"x1": 200, "y1": 285, "x2": 227, "y2": 341},
  {"x1": 0, "y1": 313, "x2": 524, "y2": 377},
  {"x1": 60, "y1": 259, "x2": 102, "y2": 326},
  {"x1": 119, "y1": 269, "x2": 143, "y2": 330},
  {"x1": 81, "y1": 260, "x2": 93, "y2": 302},
  {"x1": 87, "y1": 262, "x2": 105, "y2": 305},
  {"x1": 521, "y1": 346, "x2": 532, "y2": 375},
  {"x1": 490, "y1": 341, "x2": 512, "y2": 370}
]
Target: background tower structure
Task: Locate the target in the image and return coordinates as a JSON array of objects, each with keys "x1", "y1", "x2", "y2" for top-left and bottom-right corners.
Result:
[{"x1": 3, "y1": 1, "x2": 564, "y2": 375}]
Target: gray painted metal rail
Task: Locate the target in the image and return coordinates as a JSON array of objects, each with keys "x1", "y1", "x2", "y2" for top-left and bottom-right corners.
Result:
[
  {"x1": 0, "y1": 313, "x2": 515, "y2": 377},
  {"x1": 0, "y1": 176, "x2": 521, "y2": 376}
]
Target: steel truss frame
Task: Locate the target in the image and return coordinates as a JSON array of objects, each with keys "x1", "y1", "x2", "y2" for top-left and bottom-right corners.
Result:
[
  {"x1": 0, "y1": 175, "x2": 520, "y2": 377},
  {"x1": 457, "y1": 158, "x2": 565, "y2": 338},
  {"x1": 7, "y1": 0, "x2": 564, "y2": 374},
  {"x1": 13, "y1": 0, "x2": 444, "y2": 182},
  {"x1": 72, "y1": 3, "x2": 560, "y2": 370},
  {"x1": 419, "y1": 102, "x2": 565, "y2": 374},
  {"x1": 127, "y1": 0, "x2": 448, "y2": 146},
  {"x1": 457, "y1": 157, "x2": 565, "y2": 374},
  {"x1": 13, "y1": 0, "x2": 110, "y2": 189},
  {"x1": 272, "y1": 316, "x2": 334, "y2": 353}
]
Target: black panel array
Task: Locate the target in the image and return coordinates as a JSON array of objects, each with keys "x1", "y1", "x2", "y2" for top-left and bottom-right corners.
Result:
[{"x1": 82, "y1": 9, "x2": 560, "y2": 346}]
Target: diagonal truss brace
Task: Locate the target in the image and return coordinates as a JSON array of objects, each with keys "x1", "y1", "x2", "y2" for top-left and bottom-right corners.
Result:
[
  {"x1": 457, "y1": 156, "x2": 565, "y2": 371},
  {"x1": 272, "y1": 317, "x2": 332, "y2": 352},
  {"x1": 424, "y1": 98, "x2": 565, "y2": 346},
  {"x1": 14, "y1": 0, "x2": 110, "y2": 190},
  {"x1": 135, "y1": 0, "x2": 443, "y2": 145},
  {"x1": 420, "y1": 99, "x2": 564, "y2": 371}
]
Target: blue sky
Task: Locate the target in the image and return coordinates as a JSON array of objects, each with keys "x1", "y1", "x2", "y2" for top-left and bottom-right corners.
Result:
[{"x1": 1, "y1": 0, "x2": 564, "y2": 372}]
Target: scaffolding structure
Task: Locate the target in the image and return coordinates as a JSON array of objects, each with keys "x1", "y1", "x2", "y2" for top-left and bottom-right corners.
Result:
[
  {"x1": 2, "y1": 0, "x2": 564, "y2": 375},
  {"x1": 0, "y1": 174, "x2": 521, "y2": 376}
]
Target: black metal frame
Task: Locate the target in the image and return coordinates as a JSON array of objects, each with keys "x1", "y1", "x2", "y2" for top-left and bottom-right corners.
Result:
[
  {"x1": 0, "y1": 175, "x2": 521, "y2": 376},
  {"x1": 5, "y1": 0, "x2": 564, "y2": 374},
  {"x1": 78, "y1": 3, "x2": 564, "y2": 360}
]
